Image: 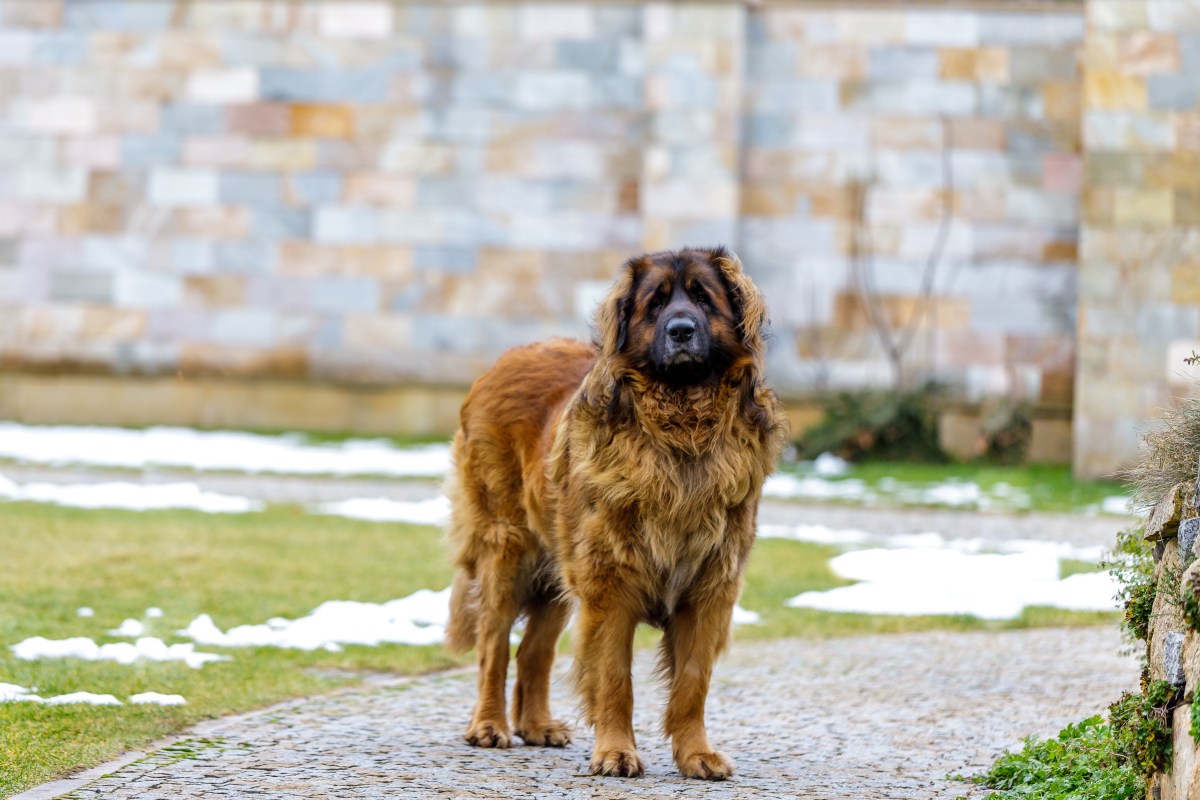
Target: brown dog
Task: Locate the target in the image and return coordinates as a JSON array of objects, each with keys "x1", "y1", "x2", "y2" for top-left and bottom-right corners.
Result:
[{"x1": 445, "y1": 247, "x2": 786, "y2": 779}]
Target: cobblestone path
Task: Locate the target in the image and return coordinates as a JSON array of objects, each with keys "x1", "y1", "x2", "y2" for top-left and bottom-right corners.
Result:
[{"x1": 30, "y1": 626, "x2": 1135, "y2": 800}]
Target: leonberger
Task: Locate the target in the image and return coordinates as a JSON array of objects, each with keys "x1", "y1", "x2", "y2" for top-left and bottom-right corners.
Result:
[{"x1": 445, "y1": 246, "x2": 786, "y2": 780}]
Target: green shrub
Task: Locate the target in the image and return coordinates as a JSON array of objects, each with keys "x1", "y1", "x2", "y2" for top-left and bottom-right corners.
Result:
[
  {"x1": 1104, "y1": 526, "x2": 1155, "y2": 643},
  {"x1": 980, "y1": 400, "x2": 1033, "y2": 466},
  {"x1": 1109, "y1": 680, "x2": 1177, "y2": 778},
  {"x1": 975, "y1": 716, "x2": 1141, "y2": 800},
  {"x1": 797, "y1": 385, "x2": 946, "y2": 462}
]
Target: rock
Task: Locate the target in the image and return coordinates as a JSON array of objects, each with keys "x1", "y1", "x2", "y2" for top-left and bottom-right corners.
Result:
[
  {"x1": 1166, "y1": 632, "x2": 1186, "y2": 686},
  {"x1": 1148, "y1": 484, "x2": 1189, "y2": 542},
  {"x1": 1170, "y1": 704, "x2": 1199, "y2": 800},
  {"x1": 1149, "y1": 540, "x2": 1187, "y2": 684},
  {"x1": 1182, "y1": 518, "x2": 1200, "y2": 566}
]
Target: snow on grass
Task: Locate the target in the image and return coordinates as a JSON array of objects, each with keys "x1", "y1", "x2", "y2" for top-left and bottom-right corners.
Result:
[
  {"x1": 0, "y1": 423, "x2": 451, "y2": 477},
  {"x1": 182, "y1": 588, "x2": 452, "y2": 650},
  {"x1": 11, "y1": 636, "x2": 228, "y2": 669},
  {"x1": 0, "y1": 474, "x2": 262, "y2": 514},
  {"x1": 0, "y1": 684, "x2": 187, "y2": 705},
  {"x1": 42, "y1": 692, "x2": 122, "y2": 706},
  {"x1": 315, "y1": 496, "x2": 450, "y2": 525},
  {"x1": 763, "y1": 473, "x2": 874, "y2": 503},
  {"x1": 778, "y1": 525, "x2": 1118, "y2": 620},
  {"x1": 130, "y1": 692, "x2": 186, "y2": 706}
]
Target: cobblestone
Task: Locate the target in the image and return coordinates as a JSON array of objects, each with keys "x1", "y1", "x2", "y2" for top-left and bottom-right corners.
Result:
[{"x1": 32, "y1": 627, "x2": 1135, "y2": 800}]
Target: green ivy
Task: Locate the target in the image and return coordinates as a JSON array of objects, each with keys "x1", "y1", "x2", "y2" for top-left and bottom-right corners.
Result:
[{"x1": 797, "y1": 385, "x2": 947, "y2": 462}]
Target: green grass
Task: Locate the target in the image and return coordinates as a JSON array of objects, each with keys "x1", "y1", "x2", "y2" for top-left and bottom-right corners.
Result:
[
  {"x1": 0, "y1": 503, "x2": 1119, "y2": 796},
  {"x1": 0, "y1": 502, "x2": 461, "y2": 796},
  {"x1": 776, "y1": 461, "x2": 1127, "y2": 515}
]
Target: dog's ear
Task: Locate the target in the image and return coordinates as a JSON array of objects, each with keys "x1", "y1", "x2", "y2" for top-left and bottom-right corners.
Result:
[
  {"x1": 710, "y1": 247, "x2": 768, "y2": 362},
  {"x1": 595, "y1": 256, "x2": 641, "y2": 357}
]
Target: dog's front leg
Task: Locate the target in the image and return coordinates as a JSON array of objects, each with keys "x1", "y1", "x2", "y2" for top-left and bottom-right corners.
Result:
[
  {"x1": 662, "y1": 586, "x2": 738, "y2": 780},
  {"x1": 574, "y1": 595, "x2": 644, "y2": 777}
]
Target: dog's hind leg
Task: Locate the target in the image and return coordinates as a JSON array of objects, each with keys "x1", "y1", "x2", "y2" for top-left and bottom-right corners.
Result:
[
  {"x1": 464, "y1": 535, "x2": 523, "y2": 749},
  {"x1": 512, "y1": 595, "x2": 572, "y2": 747}
]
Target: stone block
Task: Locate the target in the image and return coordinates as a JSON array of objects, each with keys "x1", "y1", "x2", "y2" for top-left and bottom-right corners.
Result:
[
  {"x1": 159, "y1": 103, "x2": 224, "y2": 134},
  {"x1": 18, "y1": 168, "x2": 87, "y2": 204},
  {"x1": 180, "y1": 275, "x2": 244, "y2": 309},
  {"x1": 214, "y1": 242, "x2": 278, "y2": 274},
  {"x1": 1166, "y1": 631, "x2": 1187, "y2": 686},
  {"x1": 260, "y1": 68, "x2": 390, "y2": 104},
  {"x1": 122, "y1": 134, "x2": 180, "y2": 168},
  {"x1": 290, "y1": 104, "x2": 355, "y2": 138},
  {"x1": 248, "y1": 140, "x2": 316, "y2": 171},
  {"x1": 63, "y1": 1, "x2": 173, "y2": 30},
  {"x1": 1181, "y1": 518, "x2": 1200, "y2": 566},
  {"x1": 1148, "y1": 76, "x2": 1200, "y2": 111},
  {"x1": 1148, "y1": 483, "x2": 1189, "y2": 542},
  {"x1": 868, "y1": 47, "x2": 938, "y2": 80},
  {"x1": 51, "y1": 272, "x2": 112, "y2": 304},
  {"x1": 938, "y1": 412, "x2": 984, "y2": 461},
  {"x1": 314, "y1": 206, "x2": 380, "y2": 245},
  {"x1": 287, "y1": 171, "x2": 343, "y2": 205},
  {"x1": 149, "y1": 169, "x2": 219, "y2": 207},
  {"x1": 186, "y1": 134, "x2": 251, "y2": 169},
  {"x1": 412, "y1": 246, "x2": 477, "y2": 273},
  {"x1": 226, "y1": 104, "x2": 290, "y2": 136},
  {"x1": 170, "y1": 239, "x2": 215, "y2": 273},
  {"x1": 21, "y1": 97, "x2": 96, "y2": 135},
  {"x1": 317, "y1": 2, "x2": 393, "y2": 38},
  {"x1": 1148, "y1": 0, "x2": 1200, "y2": 32},
  {"x1": 114, "y1": 270, "x2": 183, "y2": 309},
  {"x1": 1090, "y1": 1, "x2": 1149, "y2": 32},
  {"x1": 309, "y1": 278, "x2": 380, "y2": 313},
  {"x1": 218, "y1": 172, "x2": 280, "y2": 205},
  {"x1": 1028, "y1": 417, "x2": 1072, "y2": 463},
  {"x1": 1085, "y1": 71, "x2": 1147, "y2": 110},
  {"x1": 187, "y1": 68, "x2": 259, "y2": 104},
  {"x1": 253, "y1": 208, "x2": 311, "y2": 242}
]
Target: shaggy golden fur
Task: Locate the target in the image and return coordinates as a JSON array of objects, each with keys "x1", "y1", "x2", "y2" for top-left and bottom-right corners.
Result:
[{"x1": 445, "y1": 247, "x2": 787, "y2": 779}]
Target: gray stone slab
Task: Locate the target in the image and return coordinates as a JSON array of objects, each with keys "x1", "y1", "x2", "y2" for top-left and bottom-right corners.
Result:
[
  {"x1": 122, "y1": 134, "x2": 181, "y2": 169},
  {"x1": 1180, "y1": 518, "x2": 1200, "y2": 566},
  {"x1": 1166, "y1": 631, "x2": 1187, "y2": 686}
]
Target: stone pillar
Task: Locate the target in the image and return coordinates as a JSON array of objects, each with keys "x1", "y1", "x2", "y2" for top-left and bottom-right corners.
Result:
[{"x1": 1075, "y1": 0, "x2": 1200, "y2": 477}]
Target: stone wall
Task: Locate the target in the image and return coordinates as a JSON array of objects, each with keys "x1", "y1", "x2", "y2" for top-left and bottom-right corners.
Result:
[
  {"x1": 0, "y1": 2, "x2": 1084, "y2": 396},
  {"x1": 1076, "y1": 0, "x2": 1200, "y2": 476},
  {"x1": 1139, "y1": 474, "x2": 1200, "y2": 800}
]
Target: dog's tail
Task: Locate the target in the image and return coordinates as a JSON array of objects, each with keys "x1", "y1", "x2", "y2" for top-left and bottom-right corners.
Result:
[{"x1": 445, "y1": 570, "x2": 479, "y2": 654}]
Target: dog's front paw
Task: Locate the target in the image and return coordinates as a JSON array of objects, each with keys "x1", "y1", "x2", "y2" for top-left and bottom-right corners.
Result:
[
  {"x1": 465, "y1": 720, "x2": 512, "y2": 748},
  {"x1": 590, "y1": 748, "x2": 645, "y2": 777},
  {"x1": 515, "y1": 719, "x2": 572, "y2": 747},
  {"x1": 677, "y1": 750, "x2": 734, "y2": 780}
]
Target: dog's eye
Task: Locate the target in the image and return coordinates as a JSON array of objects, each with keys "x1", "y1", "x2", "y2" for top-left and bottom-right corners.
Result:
[{"x1": 692, "y1": 288, "x2": 710, "y2": 308}]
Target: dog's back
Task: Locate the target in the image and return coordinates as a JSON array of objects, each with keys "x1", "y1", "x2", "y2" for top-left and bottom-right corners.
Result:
[{"x1": 445, "y1": 337, "x2": 596, "y2": 653}]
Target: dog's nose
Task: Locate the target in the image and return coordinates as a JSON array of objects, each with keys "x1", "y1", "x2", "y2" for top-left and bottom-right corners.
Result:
[{"x1": 666, "y1": 317, "x2": 696, "y2": 343}]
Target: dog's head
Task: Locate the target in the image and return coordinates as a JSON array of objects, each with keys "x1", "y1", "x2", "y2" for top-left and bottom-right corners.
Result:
[{"x1": 596, "y1": 247, "x2": 768, "y2": 388}]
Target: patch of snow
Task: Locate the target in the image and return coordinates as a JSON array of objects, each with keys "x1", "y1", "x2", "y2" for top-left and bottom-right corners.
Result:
[
  {"x1": 762, "y1": 473, "x2": 873, "y2": 502},
  {"x1": 12, "y1": 636, "x2": 228, "y2": 669},
  {"x1": 758, "y1": 523, "x2": 872, "y2": 546},
  {"x1": 110, "y1": 619, "x2": 145, "y2": 637},
  {"x1": 182, "y1": 587, "x2": 452, "y2": 650},
  {"x1": 731, "y1": 604, "x2": 761, "y2": 626},
  {"x1": 0, "y1": 474, "x2": 262, "y2": 514},
  {"x1": 0, "y1": 682, "x2": 41, "y2": 702},
  {"x1": 42, "y1": 692, "x2": 122, "y2": 706},
  {"x1": 0, "y1": 683, "x2": 186, "y2": 706},
  {"x1": 786, "y1": 544, "x2": 1119, "y2": 620},
  {"x1": 130, "y1": 692, "x2": 186, "y2": 706},
  {"x1": 76, "y1": 607, "x2": 94, "y2": 618},
  {"x1": 1101, "y1": 495, "x2": 1133, "y2": 515},
  {"x1": 0, "y1": 423, "x2": 451, "y2": 477},
  {"x1": 812, "y1": 452, "x2": 850, "y2": 477},
  {"x1": 146, "y1": 607, "x2": 163, "y2": 618},
  {"x1": 315, "y1": 496, "x2": 450, "y2": 525}
]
